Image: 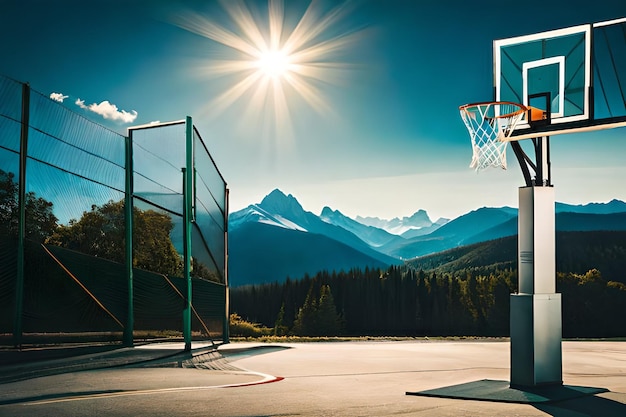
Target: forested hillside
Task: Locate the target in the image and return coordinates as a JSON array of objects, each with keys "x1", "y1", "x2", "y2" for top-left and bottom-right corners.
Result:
[
  {"x1": 231, "y1": 231, "x2": 626, "y2": 338},
  {"x1": 406, "y1": 231, "x2": 626, "y2": 283}
]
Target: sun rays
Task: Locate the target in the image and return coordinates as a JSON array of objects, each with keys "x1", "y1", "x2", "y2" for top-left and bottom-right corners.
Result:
[{"x1": 173, "y1": 0, "x2": 364, "y2": 141}]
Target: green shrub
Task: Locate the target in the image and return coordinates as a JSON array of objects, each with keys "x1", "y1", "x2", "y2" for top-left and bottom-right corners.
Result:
[{"x1": 229, "y1": 313, "x2": 272, "y2": 337}]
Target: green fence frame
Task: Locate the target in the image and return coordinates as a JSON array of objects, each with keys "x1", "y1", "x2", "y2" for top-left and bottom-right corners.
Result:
[{"x1": 3, "y1": 78, "x2": 228, "y2": 349}]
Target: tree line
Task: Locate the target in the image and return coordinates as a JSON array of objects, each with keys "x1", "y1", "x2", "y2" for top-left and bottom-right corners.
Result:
[
  {"x1": 231, "y1": 265, "x2": 626, "y2": 338},
  {"x1": 0, "y1": 169, "x2": 218, "y2": 282}
]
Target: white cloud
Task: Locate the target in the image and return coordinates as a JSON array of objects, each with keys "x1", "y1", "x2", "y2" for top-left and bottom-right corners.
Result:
[
  {"x1": 75, "y1": 98, "x2": 138, "y2": 123},
  {"x1": 50, "y1": 92, "x2": 68, "y2": 102}
]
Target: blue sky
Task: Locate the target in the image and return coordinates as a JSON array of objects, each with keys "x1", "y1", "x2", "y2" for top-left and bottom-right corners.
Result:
[{"x1": 2, "y1": 0, "x2": 625, "y2": 221}]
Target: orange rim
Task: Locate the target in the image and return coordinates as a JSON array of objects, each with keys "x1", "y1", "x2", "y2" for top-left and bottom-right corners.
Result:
[{"x1": 459, "y1": 101, "x2": 528, "y2": 119}]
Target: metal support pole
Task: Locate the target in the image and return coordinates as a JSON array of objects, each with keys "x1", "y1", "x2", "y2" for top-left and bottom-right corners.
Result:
[
  {"x1": 534, "y1": 139, "x2": 543, "y2": 186},
  {"x1": 123, "y1": 133, "x2": 134, "y2": 347},
  {"x1": 182, "y1": 116, "x2": 194, "y2": 351},
  {"x1": 511, "y1": 141, "x2": 533, "y2": 187},
  {"x1": 533, "y1": 137, "x2": 551, "y2": 186},
  {"x1": 13, "y1": 82, "x2": 30, "y2": 349}
]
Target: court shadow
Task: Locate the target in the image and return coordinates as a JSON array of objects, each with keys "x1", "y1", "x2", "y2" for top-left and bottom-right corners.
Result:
[
  {"x1": 408, "y1": 379, "x2": 626, "y2": 416},
  {"x1": 534, "y1": 393, "x2": 626, "y2": 417},
  {"x1": 220, "y1": 345, "x2": 291, "y2": 360}
]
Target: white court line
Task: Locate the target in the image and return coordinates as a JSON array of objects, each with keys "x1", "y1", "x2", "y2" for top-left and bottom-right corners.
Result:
[{"x1": 22, "y1": 371, "x2": 283, "y2": 406}]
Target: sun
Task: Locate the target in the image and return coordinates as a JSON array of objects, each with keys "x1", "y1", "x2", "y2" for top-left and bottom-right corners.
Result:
[
  {"x1": 256, "y1": 49, "x2": 293, "y2": 79},
  {"x1": 173, "y1": 0, "x2": 364, "y2": 138}
]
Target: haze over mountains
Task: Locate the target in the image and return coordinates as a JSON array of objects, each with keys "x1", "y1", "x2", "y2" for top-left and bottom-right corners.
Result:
[{"x1": 228, "y1": 189, "x2": 626, "y2": 287}]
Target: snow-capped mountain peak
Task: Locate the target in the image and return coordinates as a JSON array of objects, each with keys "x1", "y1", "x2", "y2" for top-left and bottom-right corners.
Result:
[
  {"x1": 251, "y1": 204, "x2": 307, "y2": 231},
  {"x1": 228, "y1": 202, "x2": 307, "y2": 231},
  {"x1": 355, "y1": 209, "x2": 434, "y2": 235},
  {"x1": 319, "y1": 206, "x2": 400, "y2": 248},
  {"x1": 259, "y1": 189, "x2": 305, "y2": 217}
]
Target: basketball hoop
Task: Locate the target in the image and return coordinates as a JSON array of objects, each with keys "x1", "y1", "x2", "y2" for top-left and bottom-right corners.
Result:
[{"x1": 459, "y1": 101, "x2": 528, "y2": 171}]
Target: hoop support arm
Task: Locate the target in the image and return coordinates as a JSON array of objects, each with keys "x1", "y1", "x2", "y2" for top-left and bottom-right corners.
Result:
[
  {"x1": 511, "y1": 141, "x2": 533, "y2": 187},
  {"x1": 510, "y1": 136, "x2": 551, "y2": 187}
]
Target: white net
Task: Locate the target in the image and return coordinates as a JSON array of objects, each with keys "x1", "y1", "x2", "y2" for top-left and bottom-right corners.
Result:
[{"x1": 459, "y1": 102, "x2": 527, "y2": 171}]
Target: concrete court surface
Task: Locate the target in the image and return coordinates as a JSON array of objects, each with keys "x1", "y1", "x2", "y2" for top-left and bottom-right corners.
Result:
[{"x1": 0, "y1": 340, "x2": 625, "y2": 416}]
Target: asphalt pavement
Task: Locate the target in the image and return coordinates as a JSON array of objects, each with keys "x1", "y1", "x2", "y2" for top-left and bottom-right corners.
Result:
[{"x1": 1, "y1": 340, "x2": 625, "y2": 416}]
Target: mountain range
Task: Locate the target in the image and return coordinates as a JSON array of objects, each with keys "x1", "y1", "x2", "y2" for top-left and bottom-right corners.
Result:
[{"x1": 228, "y1": 189, "x2": 626, "y2": 286}]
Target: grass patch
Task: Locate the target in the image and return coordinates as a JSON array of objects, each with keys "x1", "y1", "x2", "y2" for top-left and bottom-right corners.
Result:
[{"x1": 228, "y1": 335, "x2": 511, "y2": 343}]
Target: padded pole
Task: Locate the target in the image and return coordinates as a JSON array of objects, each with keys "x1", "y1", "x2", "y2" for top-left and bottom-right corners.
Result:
[{"x1": 511, "y1": 186, "x2": 562, "y2": 387}]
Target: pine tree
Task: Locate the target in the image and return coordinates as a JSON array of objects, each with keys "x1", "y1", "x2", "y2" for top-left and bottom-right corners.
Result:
[
  {"x1": 316, "y1": 285, "x2": 341, "y2": 336},
  {"x1": 293, "y1": 284, "x2": 318, "y2": 336},
  {"x1": 274, "y1": 303, "x2": 288, "y2": 336}
]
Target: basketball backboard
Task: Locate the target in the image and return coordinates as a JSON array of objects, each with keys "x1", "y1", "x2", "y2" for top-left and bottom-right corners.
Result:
[{"x1": 494, "y1": 17, "x2": 626, "y2": 141}]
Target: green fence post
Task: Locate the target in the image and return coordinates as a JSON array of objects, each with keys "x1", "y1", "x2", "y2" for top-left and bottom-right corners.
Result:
[
  {"x1": 13, "y1": 83, "x2": 30, "y2": 348},
  {"x1": 223, "y1": 187, "x2": 230, "y2": 343},
  {"x1": 123, "y1": 133, "x2": 134, "y2": 347},
  {"x1": 183, "y1": 116, "x2": 194, "y2": 351}
]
